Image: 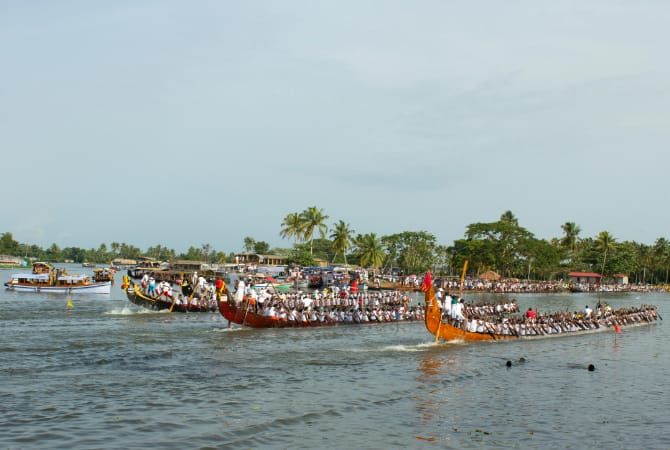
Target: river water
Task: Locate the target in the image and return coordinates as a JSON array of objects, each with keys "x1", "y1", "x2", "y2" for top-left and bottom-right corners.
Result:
[{"x1": 1, "y1": 266, "x2": 669, "y2": 449}]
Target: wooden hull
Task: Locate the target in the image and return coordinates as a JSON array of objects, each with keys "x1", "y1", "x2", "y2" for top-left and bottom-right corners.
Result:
[
  {"x1": 217, "y1": 296, "x2": 419, "y2": 328},
  {"x1": 423, "y1": 276, "x2": 658, "y2": 342},
  {"x1": 125, "y1": 282, "x2": 215, "y2": 312}
]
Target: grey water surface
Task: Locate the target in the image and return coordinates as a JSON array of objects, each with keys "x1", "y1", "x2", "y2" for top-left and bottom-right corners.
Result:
[{"x1": 1, "y1": 267, "x2": 668, "y2": 449}]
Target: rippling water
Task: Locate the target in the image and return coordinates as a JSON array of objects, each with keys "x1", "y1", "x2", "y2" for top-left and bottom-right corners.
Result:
[{"x1": 1, "y1": 267, "x2": 669, "y2": 449}]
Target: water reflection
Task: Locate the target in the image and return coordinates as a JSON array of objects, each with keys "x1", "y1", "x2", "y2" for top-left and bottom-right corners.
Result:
[{"x1": 414, "y1": 349, "x2": 459, "y2": 426}]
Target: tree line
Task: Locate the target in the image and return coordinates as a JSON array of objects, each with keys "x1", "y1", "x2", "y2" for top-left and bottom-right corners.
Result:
[{"x1": 2, "y1": 208, "x2": 670, "y2": 284}]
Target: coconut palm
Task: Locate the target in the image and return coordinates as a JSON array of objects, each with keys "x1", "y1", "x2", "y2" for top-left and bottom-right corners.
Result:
[
  {"x1": 299, "y1": 206, "x2": 329, "y2": 255},
  {"x1": 637, "y1": 244, "x2": 652, "y2": 284},
  {"x1": 356, "y1": 233, "x2": 386, "y2": 269},
  {"x1": 595, "y1": 231, "x2": 617, "y2": 277},
  {"x1": 330, "y1": 220, "x2": 355, "y2": 266},
  {"x1": 560, "y1": 222, "x2": 582, "y2": 260},
  {"x1": 280, "y1": 212, "x2": 303, "y2": 246},
  {"x1": 242, "y1": 237, "x2": 255, "y2": 253},
  {"x1": 653, "y1": 237, "x2": 670, "y2": 284}
]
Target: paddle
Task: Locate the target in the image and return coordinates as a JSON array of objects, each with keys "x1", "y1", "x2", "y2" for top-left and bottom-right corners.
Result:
[
  {"x1": 168, "y1": 290, "x2": 178, "y2": 312},
  {"x1": 180, "y1": 273, "x2": 200, "y2": 311}
]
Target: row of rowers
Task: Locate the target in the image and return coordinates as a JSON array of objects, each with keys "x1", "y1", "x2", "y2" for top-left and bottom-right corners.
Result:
[
  {"x1": 234, "y1": 288, "x2": 414, "y2": 310},
  {"x1": 225, "y1": 292, "x2": 426, "y2": 323},
  {"x1": 435, "y1": 288, "x2": 520, "y2": 317},
  {"x1": 446, "y1": 302, "x2": 658, "y2": 336}
]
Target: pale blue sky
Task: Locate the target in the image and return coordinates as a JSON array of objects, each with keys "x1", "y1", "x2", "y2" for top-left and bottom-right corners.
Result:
[{"x1": 2, "y1": 1, "x2": 669, "y2": 253}]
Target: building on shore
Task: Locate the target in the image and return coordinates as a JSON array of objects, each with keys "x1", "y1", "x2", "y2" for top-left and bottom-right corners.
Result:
[
  {"x1": 0, "y1": 255, "x2": 24, "y2": 267},
  {"x1": 235, "y1": 253, "x2": 288, "y2": 266},
  {"x1": 568, "y1": 272, "x2": 601, "y2": 285}
]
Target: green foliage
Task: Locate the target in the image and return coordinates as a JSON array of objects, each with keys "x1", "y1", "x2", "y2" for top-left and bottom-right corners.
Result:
[
  {"x1": 179, "y1": 246, "x2": 206, "y2": 261},
  {"x1": 280, "y1": 212, "x2": 302, "y2": 244},
  {"x1": 355, "y1": 233, "x2": 386, "y2": 269},
  {"x1": 330, "y1": 220, "x2": 355, "y2": 266},
  {"x1": 292, "y1": 239, "x2": 333, "y2": 262},
  {"x1": 285, "y1": 246, "x2": 315, "y2": 267},
  {"x1": 0, "y1": 232, "x2": 20, "y2": 255},
  {"x1": 299, "y1": 206, "x2": 329, "y2": 255},
  {"x1": 464, "y1": 214, "x2": 535, "y2": 277},
  {"x1": 253, "y1": 241, "x2": 270, "y2": 254},
  {"x1": 243, "y1": 237, "x2": 255, "y2": 253},
  {"x1": 146, "y1": 244, "x2": 176, "y2": 261},
  {"x1": 382, "y1": 231, "x2": 436, "y2": 275}
]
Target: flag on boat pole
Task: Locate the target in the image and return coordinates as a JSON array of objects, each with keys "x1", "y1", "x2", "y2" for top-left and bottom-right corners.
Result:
[{"x1": 421, "y1": 271, "x2": 432, "y2": 292}]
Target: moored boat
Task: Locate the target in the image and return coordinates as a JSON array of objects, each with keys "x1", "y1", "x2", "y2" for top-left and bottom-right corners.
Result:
[
  {"x1": 92, "y1": 267, "x2": 115, "y2": 283},
  {"x1": 4, "y1": 262, "x2": 112, "y2": 294}
]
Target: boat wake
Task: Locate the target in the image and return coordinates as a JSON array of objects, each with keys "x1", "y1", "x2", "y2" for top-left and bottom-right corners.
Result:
[
  {"x1": 105, "y1": 306, "x2": 162, "y2": 315},
  {"x1": 211, "y1": 327, "x2": 245, "y2": 333},
  {"x1": 345, "y1": 343, "x2": 437, "y2": 353}
]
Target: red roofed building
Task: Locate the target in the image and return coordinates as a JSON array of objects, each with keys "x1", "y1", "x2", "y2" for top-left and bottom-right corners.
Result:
[
  {"x1": 613, "y1": 274, "x2": 629, "y2": 285},
  {"x1": 568, "y1": 272, "x2": 601, "y2": 285}
]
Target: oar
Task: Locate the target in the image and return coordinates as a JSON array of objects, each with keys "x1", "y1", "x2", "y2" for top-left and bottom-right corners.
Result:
[
  {"x1": 179, "y1": 274, "x2": 199, "y2": 312},
  {"x1": 168, "y1": 290, "x2": 178, "y2": 312},
  {"x1": 169, "y1": 272, "x2": 189, "y2": 313}
]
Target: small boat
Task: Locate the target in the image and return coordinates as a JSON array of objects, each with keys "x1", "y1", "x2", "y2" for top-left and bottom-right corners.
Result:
[
  {"x1": 92, "y1": 267, "x2": 115, "y2": 283},
  {"x1": 422, "y1": 269, "x2": 659, "y2": 342},
  {"x1": 122, "y1": 276, "x2": 216, "y2": 312},
  {"x1": 82, "y1": 262, "x2": 96, "y2": 268},
  {"x1": 4, "y1": 262, "x2": 112, "y2": 294}
]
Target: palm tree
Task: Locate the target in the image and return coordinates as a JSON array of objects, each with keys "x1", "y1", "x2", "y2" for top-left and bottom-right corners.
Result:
[
  {"x1": 299, "y1": 206, "x2": 329, "y2": 255},
  {"x1": 637, "y1": 244, "x2": 652, "y2": 284},
  {"x1": 243, "y1": 237, "x2": 255, "y2": 253},
  {"x1": 653, "y1": 237, "x2": 670, "y2": 284},
  {"x1": 356, "y1": 233, "x2": 386, "y2": 269},
  {"x1": 595, "y1": 231, "x2": 617, "y2": 278},
  {"x1": 201, "y1": 243, "x2": 211, "y2": 262},
  {"x1": 330, "y1": 220, "x2": 355, "y2": 266},
  {"x1": 110, "y1": 242, "x2": 120, "y2": 258},
  {"x1": 280, "y1": 212, "x2": 303, "y2": 247},
  {"x1": 560, "y1": 222, "x2": 582, "y2": 261}
]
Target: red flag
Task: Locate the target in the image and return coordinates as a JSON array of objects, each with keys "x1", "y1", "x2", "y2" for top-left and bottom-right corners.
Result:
[
  {"x1": 421, "y1": 271, "x2": 432, "y2": 292},
  {"x1": 615, "y1": 324, "x2": 621, "y2": 334}
]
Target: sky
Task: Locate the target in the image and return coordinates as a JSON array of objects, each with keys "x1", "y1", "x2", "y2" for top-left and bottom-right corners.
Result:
[{"x1": 2, "y1": 1, "x2": 669, "y2": 254}]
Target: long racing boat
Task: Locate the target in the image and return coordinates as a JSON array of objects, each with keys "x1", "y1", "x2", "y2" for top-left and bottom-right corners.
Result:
[
  {"x1": 122, "y1": 275, "x2": 217, "y2": 312},
  {"x1": 423, "y1": 269, "x2": 659, "y2": 342},
  {"x1": 217, "y1": 291, "x2": 423, "y2": 328}
]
